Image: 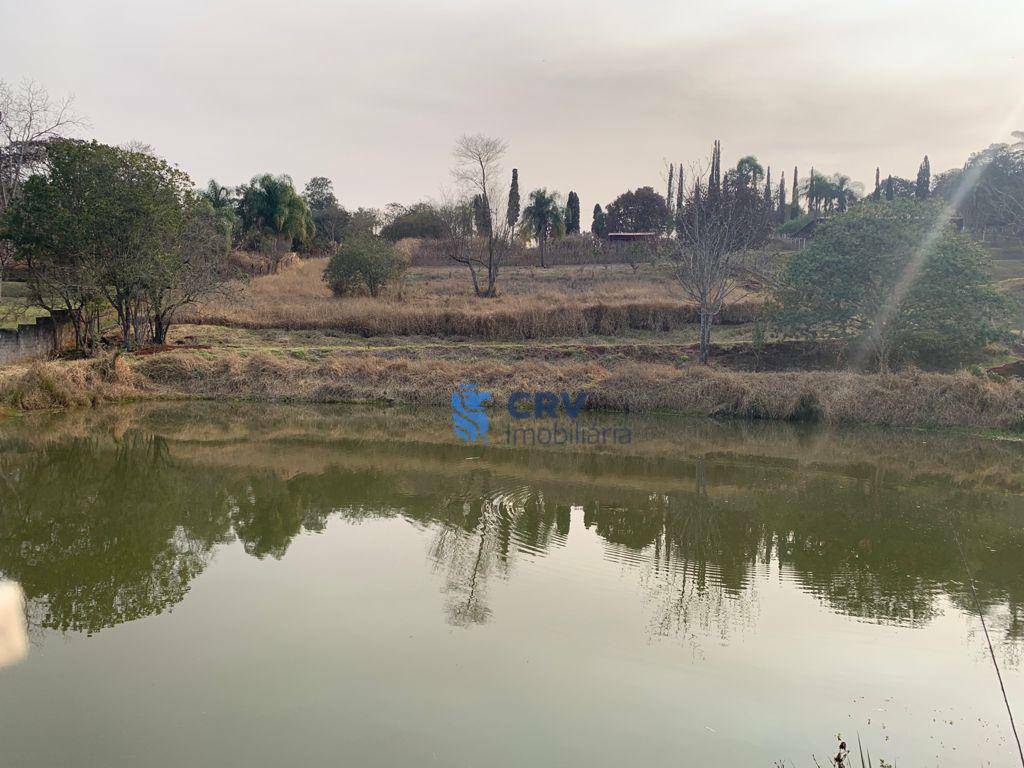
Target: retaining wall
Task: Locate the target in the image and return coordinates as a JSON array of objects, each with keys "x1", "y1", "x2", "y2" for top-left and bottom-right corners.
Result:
[{"x1": 0, "y1": 310, "x2": 75, "y2": 364}]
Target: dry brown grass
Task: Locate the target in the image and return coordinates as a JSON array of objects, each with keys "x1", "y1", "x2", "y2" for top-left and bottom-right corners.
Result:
[
  {"x1": 4, "y1": 348, "x2": 1023, "y2": 430},
  {"x1": 0, "y1": 354, "x2": 141, "y2": 410},
  {"x1": 179, "y1": 259, "x2": 761, "y2": 338}
]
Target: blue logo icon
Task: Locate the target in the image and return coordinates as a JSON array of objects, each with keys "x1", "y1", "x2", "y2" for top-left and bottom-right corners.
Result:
[{"x1": 452, "y1": 383, "x2": 492, "y2": 443}]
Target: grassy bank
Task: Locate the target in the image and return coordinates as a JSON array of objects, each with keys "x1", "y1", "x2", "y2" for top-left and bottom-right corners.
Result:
[
  {"x1": 2, "y1": 349, "x2": 1023, "y2": 430},
  {"x1": 179, "y1": 259, "x2": 761, "y2": 338},
  {"x1": 3, "y1": 260, "x2": 1021, "y2": 430}
]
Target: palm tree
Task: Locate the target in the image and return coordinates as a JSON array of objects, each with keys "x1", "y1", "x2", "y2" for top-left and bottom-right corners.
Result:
[
  {"x1": 237, "y1": 174, "x2": 314, "y2": 264},
  {"x1": 520, "y1": 189, "x2": 564, "y2": 268},
  {"x1": 831, "y1": 174, "x2": 862, "y2": 213},
  {"x1": 200, "y1": 179, "x2": 234, "y2": 210},
  {"x1": 801, "y1": 171, "x2": 832, "y2": 214}
]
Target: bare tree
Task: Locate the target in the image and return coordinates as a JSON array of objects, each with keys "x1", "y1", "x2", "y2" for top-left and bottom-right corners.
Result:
[
  {"x1": 672, "y1": 149, "x2": 772, "y2": 365},
  {"x1": 436, "y1": 195, "x2": 485, "y2": 292},
  {"x1": 450, "y1": 134, "x2": 510, "y2": 297},
  {"x1": 0, "y1": 80, "x2": 82, "y2": 298}
]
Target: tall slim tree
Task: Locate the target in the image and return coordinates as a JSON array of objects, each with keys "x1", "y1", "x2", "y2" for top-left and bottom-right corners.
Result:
[
  {"x1": 916, "y1": 155, "x2": 931, "y2": 199},
  {"x1": 592, "y1": 203, "x2": 607, "y2": 237},
  {"x1": 472, "y1": 194, "x2": 491, "y2": 236},
  {"x1": 506, "y1": 168, "x2": 520, "y2": 230},
  {"x1": 777, "y1": 172, "x2": 787, "y2": 224},
  {"x1": 873, "y1": 167, "x2": 882, "y2": 200},
  {"x1": 790, "y1": 166, "x2": 800, "y2": 220},
  {"x1": 763, "y1": 166, "x2": 773, "y2": 211},
  {"x1": 565, "y1": 190, "x2": 581, "y2": 235},
  {"x1": 665, "y1": 165, "x2": 675, "y2": 234},
  {"x1": 676, "y1": 164, "x2": 685, "y2": 211},
  {"x1": 708, "y1": 140, "x2": 722, "y2": 202},
  {"x1": 666, "y1": 164, "x2": 675, "y2": 214}
]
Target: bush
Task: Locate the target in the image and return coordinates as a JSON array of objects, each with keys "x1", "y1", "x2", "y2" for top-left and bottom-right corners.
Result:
[
  {"x1": 772, "y1": 199, "x2": 1008, "y2": 369},
  {"x1": 323, "y1": 235, "x2": 406, "y2": 297},
  {"x1": 776, "y1": 213, "x2": 815, "y2": 236}
]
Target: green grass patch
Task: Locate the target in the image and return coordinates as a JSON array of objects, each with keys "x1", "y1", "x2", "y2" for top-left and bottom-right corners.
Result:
[{"x1": 0, "y1": 299, "x2": 50, "y2": 330}]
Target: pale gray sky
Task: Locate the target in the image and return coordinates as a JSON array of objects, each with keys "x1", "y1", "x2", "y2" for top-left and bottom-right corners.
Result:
[{"x1": 4, "y1": 0, "x2": 1023, "y2": 216}]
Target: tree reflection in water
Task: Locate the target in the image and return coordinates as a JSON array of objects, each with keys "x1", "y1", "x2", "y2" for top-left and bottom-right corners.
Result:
[{"x1": 1, "y1": 406, "x2": 1023, "y2": 664}]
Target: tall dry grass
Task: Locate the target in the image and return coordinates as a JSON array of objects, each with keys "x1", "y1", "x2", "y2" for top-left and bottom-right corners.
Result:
[
  {"x1": 179, "y1": 259, "x2": 761, "y2": 338},
  {"x1": 4, "y1": 349, "x2": 1023, "y2": 430}
]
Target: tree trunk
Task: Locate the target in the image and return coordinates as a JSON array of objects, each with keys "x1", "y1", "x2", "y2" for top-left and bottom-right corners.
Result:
[
  {"x1": 484, "y1": 239, "x2": 499, "y2": 297},
  {"x1": 468, "y1": 263, "x2": 482, "y2": 296},
  {"x1": 539, "y1": 235, "x2": 546, "y2": 268},
  {"x1": 153, "y1": 314, "x2": 168, "y2": 346},
  {"x1": 483, "y1": 269, "x2": 497, "y2": 298},
  {"x1": 71, "y1": 315, "x2": 84, "y2": 355},
  {"x1": 121, "y1": 316, "x2": 133, "y2": 351},
  {"x1": 698, "y1": 308, "x2": 712, "y2": 365}
]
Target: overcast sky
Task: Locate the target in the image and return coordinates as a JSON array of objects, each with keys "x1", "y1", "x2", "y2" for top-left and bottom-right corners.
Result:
[{"x1": 4, "y1": 0, "x2": 1023, "y2": 218}]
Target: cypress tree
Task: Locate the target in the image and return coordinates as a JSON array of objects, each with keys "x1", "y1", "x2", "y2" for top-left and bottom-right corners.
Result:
[
  {"x1": 676, "y1": 164, "x2": 685, "y2": 211},
  {"x1": 591, "y1": 203, "x2": 607, "y2": 237},
  {"x1": 763, "y1": 166, "x2": 773, "y2": 210},
  {"x1": 565, "y1": 191, "x2": 581, "y2": 235},
  {"x1": 506, "y1": 169, "x2": 520, "y2": 229},
  {"x1": 885, "y1": 175, "x2": 894, "y2": 201},
  {"x1": 708, "y1": 141, "x2": 721, "y2": 203},
  {"x1": 778, "y1": 172, "x2": 787, "y2": 224},
  {"x1": 873, "y1": 167, "x2": 881, "y2": 200},
  {"x1": 714, "y1": 141, "x2": 722, "y2": 195},
  {"x1": 790, "y1": 166, "x2": 799, "y2": 220},
  {"x1": 472, "y1": 194, "x2": 490, "y2": 235},
  {"x1": 916, "y1": 155, "x2": 931, "y2": 199},
  {"x1": 666, "y1": 164, "x2": 674, "y2": 215}
]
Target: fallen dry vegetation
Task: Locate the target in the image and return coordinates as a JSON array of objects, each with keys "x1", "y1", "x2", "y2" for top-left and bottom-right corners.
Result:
[
  {"x1": 179, "y1": 259, "x2": 761, "y2": 338},
  {"x1": 3, "y1": 349, "x2": 1023, "y2": 431}
]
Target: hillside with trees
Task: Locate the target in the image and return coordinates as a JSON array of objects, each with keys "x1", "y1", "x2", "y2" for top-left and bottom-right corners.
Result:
[{"x1": 2, "y1": 81, "x2": 1024, "y2": 428}]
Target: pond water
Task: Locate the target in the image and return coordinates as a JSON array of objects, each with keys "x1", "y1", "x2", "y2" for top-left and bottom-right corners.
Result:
[{"x1": 0, "y1": 403, "x2": 1023, "y2": 767}]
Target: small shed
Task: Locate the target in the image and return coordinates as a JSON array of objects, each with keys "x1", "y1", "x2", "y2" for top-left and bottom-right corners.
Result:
[{"x1": 607, "y1": 232, "x2": 657, "y2": 243}]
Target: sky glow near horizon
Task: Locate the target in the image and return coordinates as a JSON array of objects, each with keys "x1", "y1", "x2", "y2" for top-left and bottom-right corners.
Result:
[{"x1": 3, "y1": 0, "x2": 1023, "y2": 215}]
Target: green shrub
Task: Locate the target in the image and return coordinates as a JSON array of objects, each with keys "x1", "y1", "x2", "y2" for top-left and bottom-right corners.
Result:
[
  {"x1": 772, "y1": 199, "x2": 1008, "y2": 369},
  {"x1": 776, "y1": 213, "x2": 815, "y2": 236},
  {"x1": 323, "y1": 235, "x2": 407, "y2": 297}
]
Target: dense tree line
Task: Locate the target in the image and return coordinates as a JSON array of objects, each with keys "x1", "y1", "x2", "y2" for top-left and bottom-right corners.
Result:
[{"x1": 2, "y1": 81, "x2": 1021, "y2": 369}]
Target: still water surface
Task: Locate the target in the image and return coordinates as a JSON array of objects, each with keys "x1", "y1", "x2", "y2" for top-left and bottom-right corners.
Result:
[{"x1": 1, "y1": 403, "x2": 1023, "y2": 766}]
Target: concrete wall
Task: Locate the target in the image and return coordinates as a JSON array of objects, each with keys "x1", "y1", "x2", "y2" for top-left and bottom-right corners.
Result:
[{"x1": 0, "y1": 310, "x2": 75, "y2": 364}]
